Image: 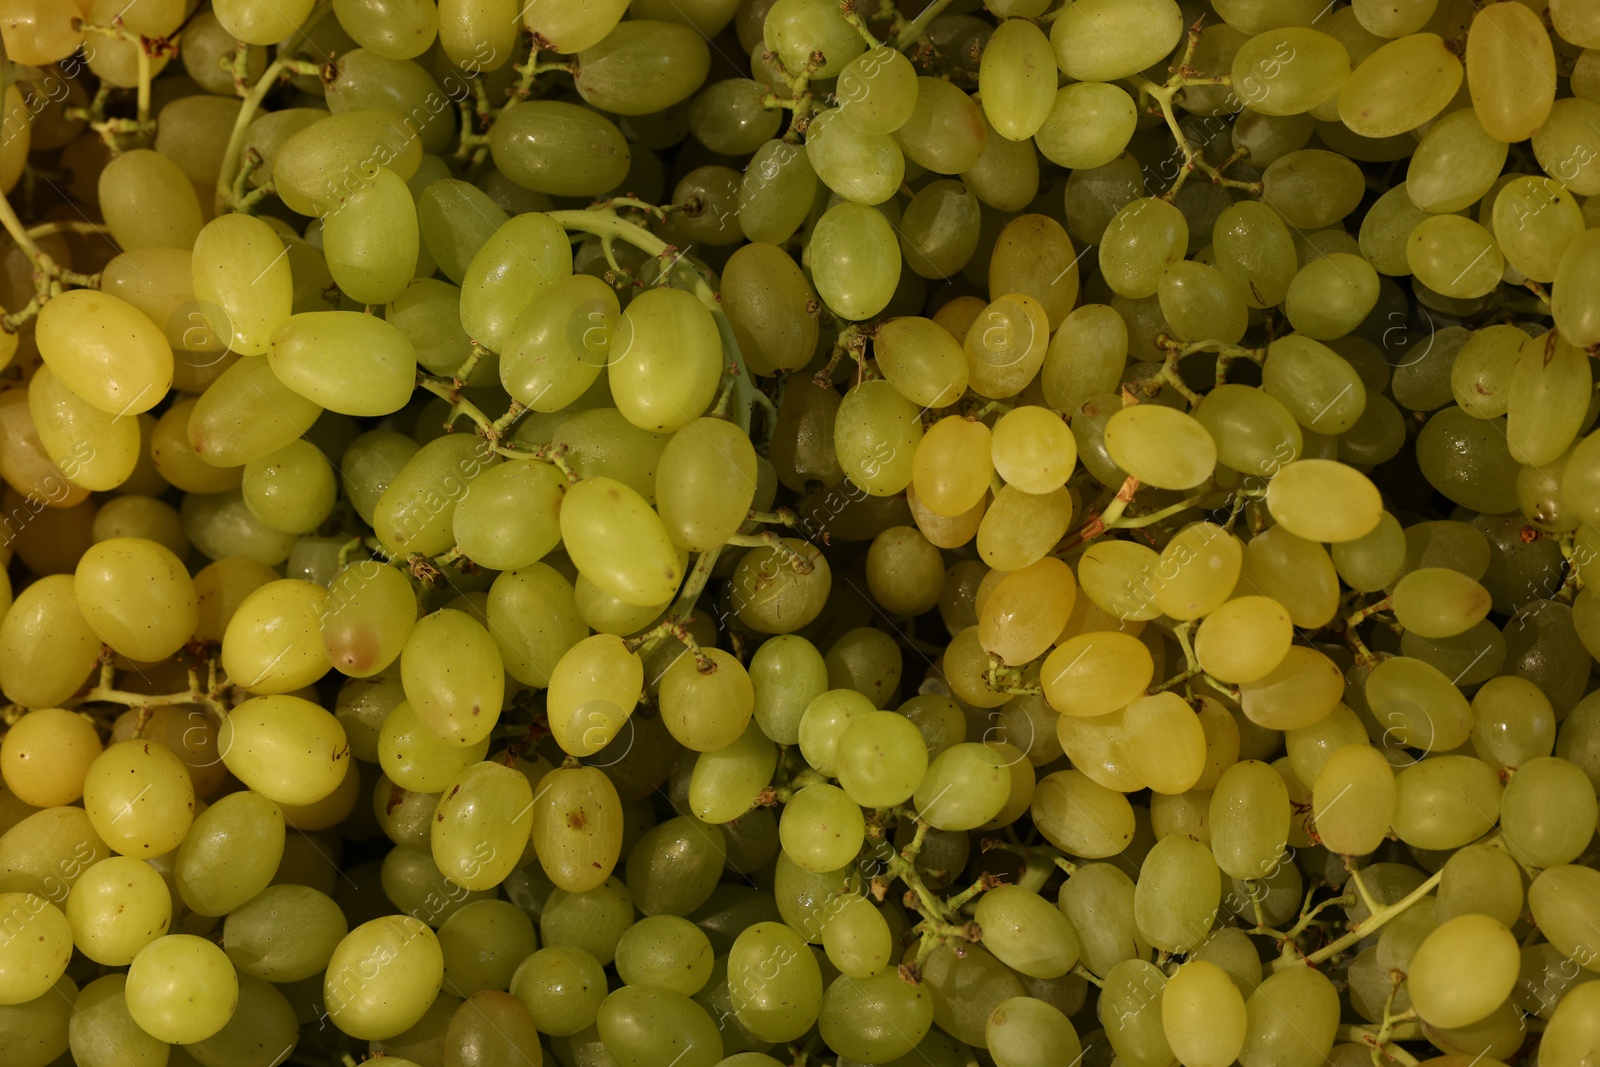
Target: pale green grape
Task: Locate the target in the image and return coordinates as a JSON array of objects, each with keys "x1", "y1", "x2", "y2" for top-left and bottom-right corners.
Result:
[
  {"x1": 764, "y1": 0, "x2": 866, "y2": 77},
  {"x1": 1528, "y1": 865, "x2": 1600, "y2": 973},
  {"x1": 818, "y1": 969, "x2": 933, "y2": 1062},
  {"x1": 1491, "y1": 176, "x2": 1586, "y2": 283},
  {"x1": 1238, "y1": 965, "x2": 1339, "y2": 1067},
  {"x1": 69, "y1": 973, "x2": 166, "y2": 1067},
  {"x1": 1407, "y1": 214, "x2": 1504, "y2": 299},
  {"x1": 1209, "y1": 759, "x2": 1290, "y2": 881},
  {"x1": 81, "y1": 740, "x2": 193, "y2": 858},
  {"x1": 1232, "y1": 28, "x2": 1351, "y2": 116},
  {"x1": 1407, "y1": 108, "x2": 1509, "y2": 213},
  {"x1": 35, "y1": 289, "x2": 172, "y2": 417},
  {"x1": 989, "y1": 213, "x2": 1082, "y2": 329},
  {"x1": 1408, "y1": 914, "x2": 1520, "y2": 1029},
  {"x1": 835, "y1": 45, "x2": 918, "y2": 135},
  {"x1": 1099, "y1": 198, "x2": 1188, "y2": 299},
  {"x1": 913, "y1": 742, "x2": 1011, "y2": 831},
  {"x1": 1034, "y1": 82, "x2": 1138, "y2": 171},
  {"x1": 1337, "y1": 32, "x2": 1462, "y2": 138},
  {"x1": 1041, "y1": 631, "x2": 1152, "y2": 717},
  {"x1": 222, "y1": 883, "x2": 348, "y2": 981},
  {"x1": 270, "y1": 309, "x2": 416, "y2": 417},
  {"x1": 1238, "y1": 645, "x2": 1344, "y2": 730},
  {"x1": 1264, "y1": 459, "x2": 1382, "y2": 542},
  {"x1": 432, "y1": 760, "x2": 532, "y2": 892},
  {"x1": 1262, "y1": 149, "x2": 1363, "y2": 228},
  {"x1": 416, "y1": 182, "x2": 508, "y2": 288},
  {"x1": 126, "y1": 934, "x2": 239, "y2": 1044},
  {"x1": 558, "y1": 476, "x2": 682, "y2": 607},
  {"x1": 727, "y1": 920, "x2": 823, "y2": 1043},
  {"x1": 175, "y1": 790, "x2": 285, "y2": 917},
  {"x1": 892, "y1": 78, "x2": 987, "y2": 175},
  {"x1": 1508, "y1": 333, "x2": 1590, "y2": 466},
  {"x1": 26, "y1": 364, "x2": 139, "y2": 492},
  {"x1": 1099, "y1": 959, "x2": 1174, "y2": 1067},
  {"x1": 322, "y1": 164, "x2": 419, "y2": 306},
  {"x1": 730, "y1": 538, "x2": 831, "y2": 634},
  {"x1": 626, "y1": 816, "x2": 722, "y2": 917},
  {"x1": 974, "y1": 885, "x2": 1080, "y2": 979},
  {"x1": 777, "y1": 784, "x2": 863, "y2": 872},
  {"x1": 573, "y1": 21, "x2": 709, "y2": 116},
  {"x1": 811, "y1": 202, "x2": 901, "y2": 321},
  {"x1": 689, "y1": 722, "x2": 776, "y2": 825},
  {"x1": 520, "y1": 0, "x2": 627, "y2": 52},
  {"x1": 240, "y1": 439, "x2": 336, "y2": 536},
  {"x1": 510, "y1": 944, "x2": 607, "y2": 1036},
  {"x1": 656, "y1": 418, "x2": 758, "y2": 553},
  {"x1": 611, "y1": 286, "x2": 722, "y2": 434},
  {"x1": 1417, "y1": 407, "x2": 1521, "y2": 514},
  {"x1": 324, "y1": 915, "x2": 444, "y2": 1040},
  {"x1": 96, "y1": 149, "x2": 201, "y2": 252},
  {"x1": 498, "y1": 275, "x2": 618, "y2": 412},
  {"x1": 530, "y1": 764, "x2": 625, "y2": 891},
  {"x1": 332, "y1": 0, "x2": 437, "y2": 58},
  {"x1": 1077, "y1": 539, "x2": 1164, "y2": 620},
  {"x1": 986, "y1": 995, "x2": 1080, "y2": 1067},
  {"x1": 221, "y1": 695, "x2": 351, "y2": 806},
  {"x1": 721, "y1": 242, "x2": 821, "y2": 376},
  {"x1": 612, "y1": 914, "x2": 712, "y2": 998},
  {"x1": 833, "y1": 710, "x2": 927, "y2": 809},
  {"x1": 1057, "y1": 863, "x2": 1151, "y2": 977},
  {"x1": 1543, "y1": 981, "x2": 1600, "y2": 1066},
  {"x1": 0, "y1": 892, "x2": 71, "y2": 1005},
  {"x1": 1030, "y1": 770, "x2": 1134, "y2": 858},
  {"x1": 978, "y1": 19, "x2": 1055, "y2": 140},
  {"x1": 1533, "y1": 97, "x2": 1600, "y2": 196},
  {"x1": 1311, "y1": 743, "x2": 1395, "y2": 855},
  {"x1": 1553, "y1": 228, "x2": 1600, "y2": 349},
  {"x1": 401, "y1": 609, "x2": 505, "y2": 748},
  {"x1": 1436, "y1": 843, "x2": 1523, "y2": 927},
  {"x1": 866, "y1": 525, "x2": 946, "y2": 616},
  {"x1": 272, "y1": 110, "x2": 424, "y2": 217},
  {"x1": 187, "y1": 357, "x2": 323, "y2": 471},
  {"x1": 899, "y1": 179, "x2": 981, "y2": 279},
  {"x1": 221, "y1": 579, "x2": 331, "y2": 695},
  {"x1": 1050, "y1": 0, "x2": 1184, "y2": 80},
  {"x1": 834, "y1": 379, "x2": 922, "y2": 496},
  {"x1": 1500, "y1": 755, "x2": 1598, "y2": 868},
  {"x1": 1162, "y1": 961, "x2": 1248, "y2": 1067},
  {"x1": 1125, "y1": 693, "x2": 1207, "y2": 795},
  {"x1": 1261, "y1": 334, "x2": 1367, "y2": 433},
  {"x1": 73, "y1": 537, "x2": 196, "y2": 663},
  {"x1": 738, "y1": 140, "x2": 819, "y2": 246},
  {"x1": 690, "y1": 78, "x2": 781, "y2": 156},
  {"x1": 913, "y1": 416, "x2": 990, "y2": 517},
  {"x1": 1391, "y1": 567, "x2": 1492, "y2": 638},
  {"x1": 1194, "y1": 384, "x2": 1303, "y2": 476},
  {"x1": 321, "y1": 560, "x2": 418, "y2": 679},
  {"x1": 1391, "y1": 755, "x2": 1502, "y2": 849},
  {"x1": 1450, "y1": 324, "x2": 1525, "y2": 418},
  {"x1": 1284, "y1": 253, "x2": 1379, "y2": 339},
  {"x1": 215, "y1": 0, "x2": 316, "y2": 44},
  {"x1": 1153, "y1": 522, "x2": 1243, "y2": 621},
  {"x1": 1213, "y1": 201, "x2": 1299, "y2": 308},
  {"x1": 1159, "y1": 260, "x2": 1248, "y2": 344},
  {"x1": 661, "y1": 648, "x2": 754, "y2": 752},
  {"x1": 804, "y1": 108, "x2": 904, "y2": 206}
]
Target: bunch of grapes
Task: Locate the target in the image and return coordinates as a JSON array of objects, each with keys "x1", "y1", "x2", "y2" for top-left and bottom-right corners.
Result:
[{"x1": 0, "y1": 1, "x2": 1599, "y2": 1066}]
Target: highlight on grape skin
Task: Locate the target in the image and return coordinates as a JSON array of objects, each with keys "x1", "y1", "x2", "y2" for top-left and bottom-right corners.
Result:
[{"x1": 1, "y1": 1, "x2": 1600, "y2": 1066}]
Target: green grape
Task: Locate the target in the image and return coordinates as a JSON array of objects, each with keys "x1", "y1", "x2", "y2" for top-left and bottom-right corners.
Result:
[
  {"x1": 831, "y1": 378, "x2": 922, "y2": 497},
  {"x1": 374, "y1": 432, "x2": 500, "y2": 557},
  {"x1": 1041, "y1": 630, "x2": 1152, "y2": 717},
  {"x1": 1232, "y1": 28, "x2": 1351, "y2": 116},
  {"x1": 750, "y1": 635, "x2": 829, "y2": 745},
  {"x1": 340, "y1": 429, "x2": 420, "y2": 526},
  {"x1": 866, "y1": 525, "x2": 946, "y2": 616},
  {"x1": 726, "y1": 921, "x2": 823, "y2": 1042},
  {"x1": 489, "y1": 99, "x2": 630, "y2": 197},
  {"x1": 175, "y1": 790, "x2": 284, "y2": 917},
  {"x1": 1283, "y1": 253, "x2": 1379, "y2": 339},
  {"x1": 899, "y1": 179, "x2": 981, "y2": 279},
  {"x1": 72, "y1": 537, "x2": 195, "y2": 663},
  {"x1": 1034, "y1": 81, "x2": 1138, "y2": 171},
  {"x1": 214, "y1": 0, "x2": 316, "y2": 43},
  {"x1": 1417, "y1": 407, "x2": 1521, "y2": 513},
  {"x1": 1389, "y1": 567, "x2": 1492, "y2": 639},
  {"x1": 324, "y1": 915, "x2": 444, "y2": 1040},
  {"x1": 0, "y1": 708, "x2": 100, "y2": 808},
  {"x1": 1391, "y1": 755, "x2": 1502, "y2": 849},
  {"x1": 978, "y1": 18, "x2": 1056, "y2": 141},
  {"x1": 321, "y1": 561, "x2": 418, "y2": 679},
  {"x1": 1543, "y1": 981, "x2": 1600, "y2": 1066},
  {"x1": 1500, "y1": 755, "x2": 1598, "y2": 868},
  {"x1": 656, "y1": 418, "x2": 758, "y2": 553},
  {"x1": 1030, "y1": 770, "x2": 1134, "y2": 859},
  {"x1": 442, "y1": 989, "x2": 544, "y2": 1067},
  {"x1": 1285, "y1": 704, "x2": 1368, "y2": 785},
  {"x1": 1077, "y1": 539, "x2": 1165, "y2": 621},
  {"x1": 1528, "y1": 865, "x2": 1600, "y2": 974},
  {"x1": 763, "y1": 0, "x2": 866, "y2": 77},
  {"x1": 660, "y1": 649, "x2": 754, "y2": 752},
  {"x1": 509, "y1": 944, "x2": 607, "y2": 1037},
  {"x1": 401, "y1": 609, "x2": 504, "y2": 748},
  {"x1": 1124, "y1": 693, "x2": 1207, "y2": 795},
  {"x1": 979, "y1": 557, "x2": 1077, "y2": 666},
  {"x1": 529, "y1": 764, "x2": 625, "y2": 892},
  {"x1": 973, "y1": 885, "x2": 1080, "y2": 979},
  {"x1": 1213, "y1": 201, "x2": 1298, "y2": 308},
  {"x1": 914, "y1": 742, "x2": 1012, "y2": 831},
  {"x1": 820, "y1": 894, "x2": 892, "y2": 979},
  {"x1": 223, "y1": 883, "x2": 348, "y2": 982},
  {"x1": 1491, "y1": 176, "x2": 1585, "y2": 283},
  {"x1": 558, "y1": 476, "x2": 683, "y2": 608},
  {"x1": 891, "y1": 77, "x2": 987, "y2": 175},
  {"x1": 187, "y1": 356, "x2": 323, "y2": 469},
  {"x1": 432, "y1": 761, "x2": 532, "y2": 892},
  {"x1": 240, "y1": 439, "x2": 336, "y2": 536},
  {"x1": 34, "y1": 289, "x2": 171, "y2": 417},
  {"x1": 738, "y1": 140, "x2": 818, "y2": 246},
  {"x1": 1056, "y1": 863, "x2": 1150, "y2": 977},
  {"x1": 1098, "y1": 959, "x2": 1174, "y2": 1067},
  {"x1": 804, "y1": 108, "x2": 905, "y2": 206},
  {"x1": 221, "y1": 579, "x2": 331, "y2": 695},
  {"x1": 321, "y1": 166, "x2": 421, "y2": 308},
  {"x1": 125, "y1": 934, "x2": 238, "y2": 1044},
  {"x1": 976, "y1": 485, "x2": 1072, "y2": 570},
  {"x1": 332, "y1": 0, "x2": 437, "y2": 58},
  {"x1": 532, "y1": 634, "x2": 635, "y2": 758},
  {"x1": 611, "y1": 286, "x2": 722, "y2": 434},
  {"x1": 1367, "y1": 654, "x2": 1475, "y2": 752},
  {"x1": 612, "y1": 914, "x2": 712, "y2": 997},
  {"x1": 1099, "y1": 198, "x2": 1188, "y2": 299},
  {"x1": 1238, "y1": 645, "x2": 1344, "y2": 730},
  {"x1": 498, "y1": 275, "x2": 618, "y2": 412},
  {"x1": 1449, "y1": 324, "x2": 1525, "y2": 418},
  {"x1": 1162, "y1": 960, "x2": 1248, "y2": 1067},
  {"x1": 1552, "y1": 228, "x2": 1600, "y2": 349},
  {"x1": 1436, "y1": 843, "x2": 1523, "y2": 927},
  {"x1": 833, "y1": 45, "x2": 918, "y2": 135},
  {"x1": 416, "y1": 182, "x2": 508, "y2": 288},
  {"x1": 1406, "y1": 214, "x2": 1504, "y2": 299},
  {"x1": 458, "y1": 211, "x2": 573, "y2": 355},
  {"x1": 991, "y1": 407, "x2": 1076, "y2": 498},
  {"x1": 1103, "y1": 403, "x2": 1215, "y2": 489},
  {"x1": 1152, "y1": 522, "x2": 1242, "y2": 621},
  {"x1": 519, "y1": 0, "x2": 627, "y2": 52},
  {"x1": 1193, "y1": 384, "x2": 1303, "y2": 477},
  {"x1": 1405, "y1": 109, "x2": 1507, "y2": 214},
  {"x1": 485, "y1": 566, "x2": 584, "y2": 692},
  {"x1": 777, "y1": 784, "x2": 864, "y2": 872},
  {"x1": 1355, "y1": 182, "x2": 1427, "y2": 276},
  {"x1": 572, "y1": 21, "x2": 709, "y2": 116},
  {"x1": 452, "y1": 462, "x2": 566, "y2": 571},
  {"x1": 1055, "y1": 707, "x2": 1141, "y2": 792},
  {"x1": 819, "y1": 972, "x2": 937, "y2": 1062},
  {"x1": 1159, "y1": 260, "x2": 1247, "y2": 344},
  {"x1": 1237, "y1": 964, "x2": 1339, "y2": 1067},
  {"x1": 61, "y1": 855, "x2": 169, "y2": 966},
  {"x1": 1050, "y1": 0, "x2": 1184, "y2": 80},
  {"x1": 962, "y1": 113, "x2": 1042, "y2": 211},
  {"x1": 1532, "y1": 97, "x2": 1600, "y2": 196},
  {"x1": 441, "y1": 901, "x2": 537, "y2": 999},
  {"x1": 69, "y1": 973, "x2": 164, "y2": 1067},
  {"x1": 810, "y1": 202, "x2": 902, "y2": 322},
  {"x1": 1209, "y1": 758, "x2": 1292, "y2": 883},
  {"x1": 1309, "y1": 742, "x2": 1395, "y2": 856},
  {"x1": 1264, "y1": 459, "x2": 1382, "y2": 543},
  {"x1": 691, "y1": 722, "x2": 778, "y2": 825},
  {"x1": 1259, "y1": 151, "x2": 1361, "y2": 231},
  {"x1": 626, "y1": 817, "x2": 722, "y2": 917},
  {"x1": 690, "y1": 78, "x2": 781, "y2": 156},
  {"x1": 79, "y1": 738, "x2": 192, "y2": 859},
  {"x1": 26, "y1": 363, "x2": 138, "y2": 492},
  {"x1": 1261, "y1": 334, "x2": 1367, "y2": 433},
  {"x1": 1508, "y1": 333, "x2": 1590, "y2": 466},
  {"x1": 912, "y1": 415, "x2": 990, "y2": 517},
  {"x1": 272, "y1": 110, "x2": 424, "y2": 216},
  {"x1": 95, "y1": 149, "x2": 201, "y2": 252},
  {"x1": 720, "y1": 243, "x2": 821, "y2": 378},
  {"x1": 1337, "y1": 32, "x2": 1461, "y2": 138},
  {"x1": 985, "y1": 995, "x2": 1080, "y2": 1067},
  {"x1": 1407, "y1": 914, "x2": 1520, "y2": 1029},
  {"x1": 597, "y1": 984, "x2": 723, "y2": 1067},
  {"x1": 221, "y1": 695, "x2": 350, "y2": 806}
]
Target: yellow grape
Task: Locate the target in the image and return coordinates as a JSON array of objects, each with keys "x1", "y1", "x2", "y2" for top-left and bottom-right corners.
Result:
[{"x1": 911, "y1": 416, "x2": 992, "y2": 518}]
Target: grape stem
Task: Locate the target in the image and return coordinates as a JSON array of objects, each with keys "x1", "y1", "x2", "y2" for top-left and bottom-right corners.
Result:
[
  {"x1": 77, "y1": 655, "x2": 231, "y2": 729},
  {"x1": 214, "y1": 55, "x2": 330, "y2": 215},
  {"x1": 1300, "y1": 867, "x2": 1443, "y2": 965},
  {"x1": 894, "y1": 0, "x2": 959, "y2": 48},
  {"x1": 1133, "y1": 18, "x2": 1258, "y2": 202},
  {"x1": 1344, "y1": 595, "x2": 1393, "y2": 667},
  {"x1": 1054, "y1": 475, "x2": 1142, "y2": 552}
]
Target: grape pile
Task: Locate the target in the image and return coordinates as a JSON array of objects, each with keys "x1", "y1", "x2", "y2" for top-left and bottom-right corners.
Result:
[{"x1": 2, "y1": 0, "x2": 1600, "y2": 1066}]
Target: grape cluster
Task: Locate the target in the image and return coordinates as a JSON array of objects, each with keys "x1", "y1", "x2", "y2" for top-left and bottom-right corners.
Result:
[{"x1": 1, "y1": 1, "x2": 1600, "y2": 1066}]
